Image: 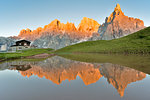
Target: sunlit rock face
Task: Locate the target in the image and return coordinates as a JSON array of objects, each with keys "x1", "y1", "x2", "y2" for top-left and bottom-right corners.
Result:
[
  {"x1": 18, "y1": 18, "x2": 100, "y2": 41},
  {"x1": 98, "y1": 4, "x2": 145, "y2": 40},
  {"x1": 18, "y1": 28, "x2": 33, "y2": 40},
  {"x1": 100, "y1": 63, "x2": 146, "y2": 97},
  {"x1": 18, "y1": 20, "x2": 77, "y2": 41},
  {"x1": 17, "y1": 18, "x2": 100, "y2": 49},
  {"x1": 78, "y1": 17, "x2": 100, "y2": 34}
]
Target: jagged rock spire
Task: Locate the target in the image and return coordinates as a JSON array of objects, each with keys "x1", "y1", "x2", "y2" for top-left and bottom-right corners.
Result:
[
  {"x1": 106, "y1": 4, "x2": 124, "y2": 23},
  {"x1": 115, "y1": 4, "x2": 121, "y2": 12},
  {"x1": 114, "y1": 3, "x2": 124, "y2": 15},
  {"x1": 98, "y1": 3, "x2": 144, "y2": 40}
]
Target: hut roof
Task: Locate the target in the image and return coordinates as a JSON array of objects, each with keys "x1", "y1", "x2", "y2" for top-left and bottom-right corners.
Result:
[{"x1": 16, "y1": 40, "x2": 31, "y2": 44}]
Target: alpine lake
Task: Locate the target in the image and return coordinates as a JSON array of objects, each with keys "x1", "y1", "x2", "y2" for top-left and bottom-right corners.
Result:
[{"x1": 0, "y1": 53, "x2": 150, "y2": 100}]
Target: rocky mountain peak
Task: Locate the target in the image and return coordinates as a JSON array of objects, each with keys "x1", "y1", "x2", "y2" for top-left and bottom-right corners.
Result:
[
  {"x1": 26, "y1": 28, "x2": 32, "y2": 32},
  {"x1": 114, "y1": 3, "x2": 124, "y2": 16},
  {"x1": 18, "y1": 28, "x2": 32, "y2": 39},
  {"x1": 78, "y1": 17, "x2": 100, "y2": 33},
  {"x1": 114, "y1": 4, "x2": 122, "y2": 13},
  {"x1": 107, "y1": 4, "x2": 124, "y2": 23},
  {"x1": 64, "y1": 22, "x2": 77, "y2": 32},
  {"x1": 47, "y1": 19, "x2": 61, "y2": 30},
  {"x1": 98, "y1": 4, "x2": 145, "y2": 40}
]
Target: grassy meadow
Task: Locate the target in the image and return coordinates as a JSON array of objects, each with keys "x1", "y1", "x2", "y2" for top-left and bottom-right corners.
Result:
[
  {"x1": 56, "y1": 27, "x2": 150, "y2": 54},
  {"x1": 0, "y1": 48, "x2": 53, "y2": 61}
]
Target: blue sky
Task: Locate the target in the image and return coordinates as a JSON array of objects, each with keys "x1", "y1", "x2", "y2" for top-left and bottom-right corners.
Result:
[{"x1": 0, "y1": 0, "x2": 150, "y2": 37}]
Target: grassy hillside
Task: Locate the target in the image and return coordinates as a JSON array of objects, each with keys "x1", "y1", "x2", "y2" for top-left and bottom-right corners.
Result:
[{"x1": 56, "y1": 27, "x2": 150, "y2": 54}]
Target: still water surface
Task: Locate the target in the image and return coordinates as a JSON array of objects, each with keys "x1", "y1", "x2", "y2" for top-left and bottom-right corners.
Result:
[{"x1": 0, "y1": 55, "x2": 150, "y2": 100}]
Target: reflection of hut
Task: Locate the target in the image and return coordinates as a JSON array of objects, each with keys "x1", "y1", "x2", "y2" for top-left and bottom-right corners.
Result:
[
  {"x1": 10, "y1": 65, "x2": 31, "y2": 71},
  {"x1": 9, "y1": 40, "x2": 31, "y2": 52},
  {"x1": 0, "y1": 44, "x2": 7, "y2": 52}
]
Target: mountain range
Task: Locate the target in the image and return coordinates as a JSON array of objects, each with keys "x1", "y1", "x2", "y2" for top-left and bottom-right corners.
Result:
[
  {"x1": 18, "y1": 17, "x2": 100, "y2": 41},
  {"x1": 15, "y1": 4, "x2": 145, "y2": 49}
]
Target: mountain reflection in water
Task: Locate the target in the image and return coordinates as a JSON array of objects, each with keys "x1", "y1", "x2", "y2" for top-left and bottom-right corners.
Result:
[{"x1": 4, "y1": 56, "x2": 146, "y2": 97}]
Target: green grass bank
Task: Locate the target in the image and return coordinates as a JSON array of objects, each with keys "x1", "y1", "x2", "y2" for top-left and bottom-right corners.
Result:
[
  {"x1": 56, "y1": 27, "x2": 150, "y2": 54},
  {"x1": 0, "y1": 48, "x2": 53, "y2": 61}
]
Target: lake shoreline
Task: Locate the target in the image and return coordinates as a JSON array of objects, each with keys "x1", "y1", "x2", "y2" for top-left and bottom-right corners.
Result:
[
  {"x1": 1, "y1": 51, "x2": 150, "y2": 63},
  {"x1": 0, "y1": 48, "x2": 53, "y2": 63}
]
